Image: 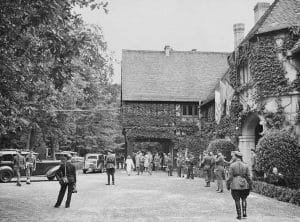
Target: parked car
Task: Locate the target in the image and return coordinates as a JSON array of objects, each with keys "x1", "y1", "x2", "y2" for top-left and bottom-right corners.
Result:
[
  {"x1": 83, "y1": 153, "x2": 105, "y2": 174},
  {"x1": 55, "y1": 151, "x2": 84, "y2": 163},
  {"x1": 0, "y1": 150, "x2": 61, "y2": 183}
]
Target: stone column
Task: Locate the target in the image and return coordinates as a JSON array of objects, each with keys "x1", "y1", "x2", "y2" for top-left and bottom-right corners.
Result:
[{"x1": 238, "y1": 135, "x2": 255, "y2": 172}]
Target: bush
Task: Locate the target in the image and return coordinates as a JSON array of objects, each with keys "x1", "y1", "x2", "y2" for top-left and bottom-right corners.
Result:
[
  {"x1": 207, "y1": 139, "x2": 237, "y2": 161},
  {"x1": 256, "y1": 130, "x2": 300, "y2": 189},
  {"x1": 252, "y1": 181, "x2": 300, "y2": 206}
]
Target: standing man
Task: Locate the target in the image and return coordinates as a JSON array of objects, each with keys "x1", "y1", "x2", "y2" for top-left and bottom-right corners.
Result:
[
  {"x1": 176, "y1": 153, "x2": 184, "y2": 178},
  {"x1": 154, "y1": 153, "x2": 160, "y2": 171},
  {"x1": 227, "y1": 151, "x2": 252, "y2": 220},
  {"x1": 167, "y1": 153, "x2": 173, "y2": 176},
  {"x1": 201, "y1": 151, "x2": 214, "y2": 187},
  {"x1": 135, "y1": 152, "x2": 141, "y2": 175},
  {"x1": 186, "y1": 153, "x2": 195, "y2": 179},
  {"x1": 13, "y1": 150, "x2": 26, "y2": 186},
  {"x1": 105, "y1": 149, "x2": 116, "y2": 185},
  {"x1": 54, "y1": 154, "x2": 77, "y2": 208},
  {"x1": 25, "y1": 151, "x2": 36, "y2": 184}
]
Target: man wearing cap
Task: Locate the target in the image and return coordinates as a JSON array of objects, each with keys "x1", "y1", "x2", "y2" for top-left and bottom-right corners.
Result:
[
  {"x1": 226, "y1": 151, "x2": 252, "y2": 220},
  {"x1": 25, "y1": 150, "x2": 36, "y2": 184},
  {"x1": 105, "y1": 149, "x2": 116, "y2": 185},
  {"x1": 201, "y1": 151, "x2": 214, "y2": 187},
  {"x1": 13, "y1": 150, "x2": 26, "y2": 186}
]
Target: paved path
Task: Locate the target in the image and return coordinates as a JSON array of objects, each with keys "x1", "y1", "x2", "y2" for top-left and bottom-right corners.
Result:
[{"x1": 0, "y1": 170, "x2": 299, "y2": 222}]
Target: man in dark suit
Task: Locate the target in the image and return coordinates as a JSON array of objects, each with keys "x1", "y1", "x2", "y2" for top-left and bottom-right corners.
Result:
[
  {"x1": 105, "y1": 149, "x2": 116, "y2": 185},
  {"x1": 54, "y1": 154, "x2": 77, "y2": 208}
]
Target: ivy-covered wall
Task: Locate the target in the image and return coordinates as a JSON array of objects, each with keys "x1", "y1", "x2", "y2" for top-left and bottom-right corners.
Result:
[
  {"x1": 122, "y1": 101, "x2": 199, "y2": 141},
  {"x1": 199, "y1": 28, "x2": 300, "y2": 146}
]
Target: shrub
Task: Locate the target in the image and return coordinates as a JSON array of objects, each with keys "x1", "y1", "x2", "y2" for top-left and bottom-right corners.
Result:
[
  {"x1": 256, "y1": 130, "x2": 300, "y2": 189},
  {"x1": 207, "y1": 139, "x2": 237, "y2": 161},
  {"x1": 252, "y1": 181, "x2": 300, "y2": 206}
]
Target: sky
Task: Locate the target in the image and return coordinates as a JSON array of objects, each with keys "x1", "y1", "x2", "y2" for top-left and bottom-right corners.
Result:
[{"x1": 77, "y1": 0, "x2": 274, "y2": 83}]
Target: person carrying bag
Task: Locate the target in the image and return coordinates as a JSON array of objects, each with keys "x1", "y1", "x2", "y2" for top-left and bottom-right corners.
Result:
[{"x1": 54, "y1": 154, "x2": 77, "y2": 208}]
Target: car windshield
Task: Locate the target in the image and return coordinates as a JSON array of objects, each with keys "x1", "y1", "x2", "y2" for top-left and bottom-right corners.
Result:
[{"x1": 87, "y1": 156, "x2": 97, "y2": 159}]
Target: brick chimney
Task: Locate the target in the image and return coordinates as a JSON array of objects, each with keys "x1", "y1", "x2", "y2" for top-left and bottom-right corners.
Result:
[
  {"x1": 233, "y1": 23, "x2": 245, "y2": 49},
  {"x1": 164, "y1": 45, "x2": 171, "y2": 56},
  {"x1": 254, "y1": 2, "x2": 270, "y2": 23}
]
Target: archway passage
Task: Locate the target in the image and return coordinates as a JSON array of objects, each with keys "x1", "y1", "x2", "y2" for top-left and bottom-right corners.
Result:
[{"x1": 239, "y1": 113, "x2": 263, "y2": 170}]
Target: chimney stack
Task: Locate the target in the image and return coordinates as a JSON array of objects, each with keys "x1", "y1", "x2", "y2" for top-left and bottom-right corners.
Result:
[
  {"x1": 254, "y1": 2, "x2": 270, "y2": 23},
  {"x1": 164, "y1": 45, "x2": 171, "y2": 56},
  {"x1": 233, "y1": 23, "x2": 245, "y2": 49}
]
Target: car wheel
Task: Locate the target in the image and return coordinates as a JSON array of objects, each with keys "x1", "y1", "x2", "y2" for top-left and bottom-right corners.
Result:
[
  {"x1": 0, "y1": 170, "x2": 13, "y2": 183},
  {"x1": 83, "y1": 169, "x2": 87, "y2": 174}
]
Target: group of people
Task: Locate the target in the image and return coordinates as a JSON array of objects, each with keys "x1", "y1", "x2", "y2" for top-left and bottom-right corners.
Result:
[
  {"x1": 12, "y1": 148, "x2": 251, "y2": 220},
  {"x1": 200, "y1": 150, "x2": 252, "y2": 220},
  {"x1": 13, "y1": 150, "x2": 37, "y2": 186},
  {"x1": 125, "y1": 152, "x2": 175, "y2": 176}
]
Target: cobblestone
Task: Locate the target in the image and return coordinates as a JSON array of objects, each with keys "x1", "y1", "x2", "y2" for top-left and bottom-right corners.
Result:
[{"x1": 0, "y1": 171, "x2": 300, "y2": 222}]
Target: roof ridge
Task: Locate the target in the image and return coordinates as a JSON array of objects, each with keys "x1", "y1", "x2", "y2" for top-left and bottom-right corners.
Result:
[
  {"x1": 122, "y1": 49, "x2": 230, "y2": 54},
  {"x1": 241, "y1": 0, "x2": 280, "y2": 44}
]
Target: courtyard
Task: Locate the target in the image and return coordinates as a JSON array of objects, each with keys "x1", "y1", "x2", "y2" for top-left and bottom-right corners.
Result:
[{"x1": 0, "y1": 171, "x2": 299, "y2": 222}]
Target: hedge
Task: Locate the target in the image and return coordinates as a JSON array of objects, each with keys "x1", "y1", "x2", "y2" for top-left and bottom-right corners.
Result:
[
  {"x1": 256, "y1": 130, "x2": 300, "y2": 189},
  {"x1": 252, "y1": 180, "x2": 300, "y2": 206}
]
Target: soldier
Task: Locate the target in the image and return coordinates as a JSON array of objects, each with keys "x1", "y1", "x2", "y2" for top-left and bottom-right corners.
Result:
[
  {"x1": 215, "y1": 152, "x2": 229, "y2": 193},
  {"x1": 13, "y1": 150, "x2": 26, "y2": 186},
  {"x1": 154, "y1": 153, "x2": 161, "y2": 171},
  {"x1": 25, "y1": 150, "x2": 36, "y2": 184},
  {"x1": 201, "y1": 151, "x2": 214, "y2": 187},
  {"x1": 105, "y1": 149, "x2": 116, "y2": 185},
  {"x1": 166, "y1": 153, "x2": 173, "y2": 176},
  {"x1": 176, "y1": 153, "x2": 184, "y2": 178},
  {"x1": 186, "y1": 153, "x2": 195, "y2": 179},
  {"x1": 226, "y1": 151, "x2": 252, "y2": 220}
]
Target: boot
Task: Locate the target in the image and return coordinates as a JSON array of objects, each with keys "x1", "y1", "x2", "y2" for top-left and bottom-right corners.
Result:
[
  {"x1": 235, "y1": 201, "x2": 242, "y2": 220},
  {"x1": 205, "y1": 182, "x2": 210, "y2": 187},
  {"x1": 26, "y1": 179, "x2": 31, "y2": 184},
  {"x1": 242, "y1": 199, "x2": 247, "y2": 218}
]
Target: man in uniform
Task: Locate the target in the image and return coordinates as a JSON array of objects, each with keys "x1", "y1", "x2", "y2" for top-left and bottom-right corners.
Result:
[
  {"x1": 186, "y1": 153, "x2": 195, "y2": 179},
  {"x1": 13, "y1": 150, "x2": 26, "y2": 186},
  {"x1": 105, "y1": 149, "x2": 116, "y2": 185},
  {"x1": 25, "y1": 150, "x2": 36, "y2": 184},
  {"x1": 201, "y1": 151, "x2": 214, "y2": 187}
]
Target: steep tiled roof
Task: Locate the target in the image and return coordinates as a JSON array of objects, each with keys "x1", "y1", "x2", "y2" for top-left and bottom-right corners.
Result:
[
  {"x1": 122, "y1": 50, "x2": 229, "y2": 102},
  {"x1": 243, "y1": 0, "x2": 298, "y2": 43}
]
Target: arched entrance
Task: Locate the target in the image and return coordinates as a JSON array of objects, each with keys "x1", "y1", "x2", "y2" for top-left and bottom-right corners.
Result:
[{"x1": 239, "y1": 113, "x2": 263, "y2": 170}]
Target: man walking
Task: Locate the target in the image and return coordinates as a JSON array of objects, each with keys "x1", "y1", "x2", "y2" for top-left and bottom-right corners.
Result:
[
  {"x1": 13, "y1": 150, "x2": 26, "y2": 186},
  {"x1": 201, "y1": 151, "x2": 214, "y2": 187},
  {"x1": 105, "y1": 149, "x2": 116, "y2": 185},
  {"x1": 25, "y1": 151, "x2": 36, "y2": 184}
]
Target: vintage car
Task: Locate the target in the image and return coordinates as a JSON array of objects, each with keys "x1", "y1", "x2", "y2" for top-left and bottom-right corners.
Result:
[
  {"x1": 55, "y1": 151, "x2": 84, "y2": 163},
  {"x1": 0, "y1": 150, "x2": 61, "y2": 183},
  {"x1": 83, "y1": 153, "x2": 105, "y2": 174}
]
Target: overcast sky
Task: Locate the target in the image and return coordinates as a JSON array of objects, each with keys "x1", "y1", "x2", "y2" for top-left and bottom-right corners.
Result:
[{"x1": 77, "y1": 0, "x2": 274, "y2": 83}]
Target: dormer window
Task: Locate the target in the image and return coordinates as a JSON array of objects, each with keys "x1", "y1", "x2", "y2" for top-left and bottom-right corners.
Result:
[{"x1": 239, "y1": 61, "x2": 250, "y2": 85}]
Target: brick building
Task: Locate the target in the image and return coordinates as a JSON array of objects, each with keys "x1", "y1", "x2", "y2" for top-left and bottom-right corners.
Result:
[
  {"x1": 200, "y1": 0, "x2": 300, "y2": 168},
  {"x1": 121, "y1": 47, "x2": 229, "y2": 156}
]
